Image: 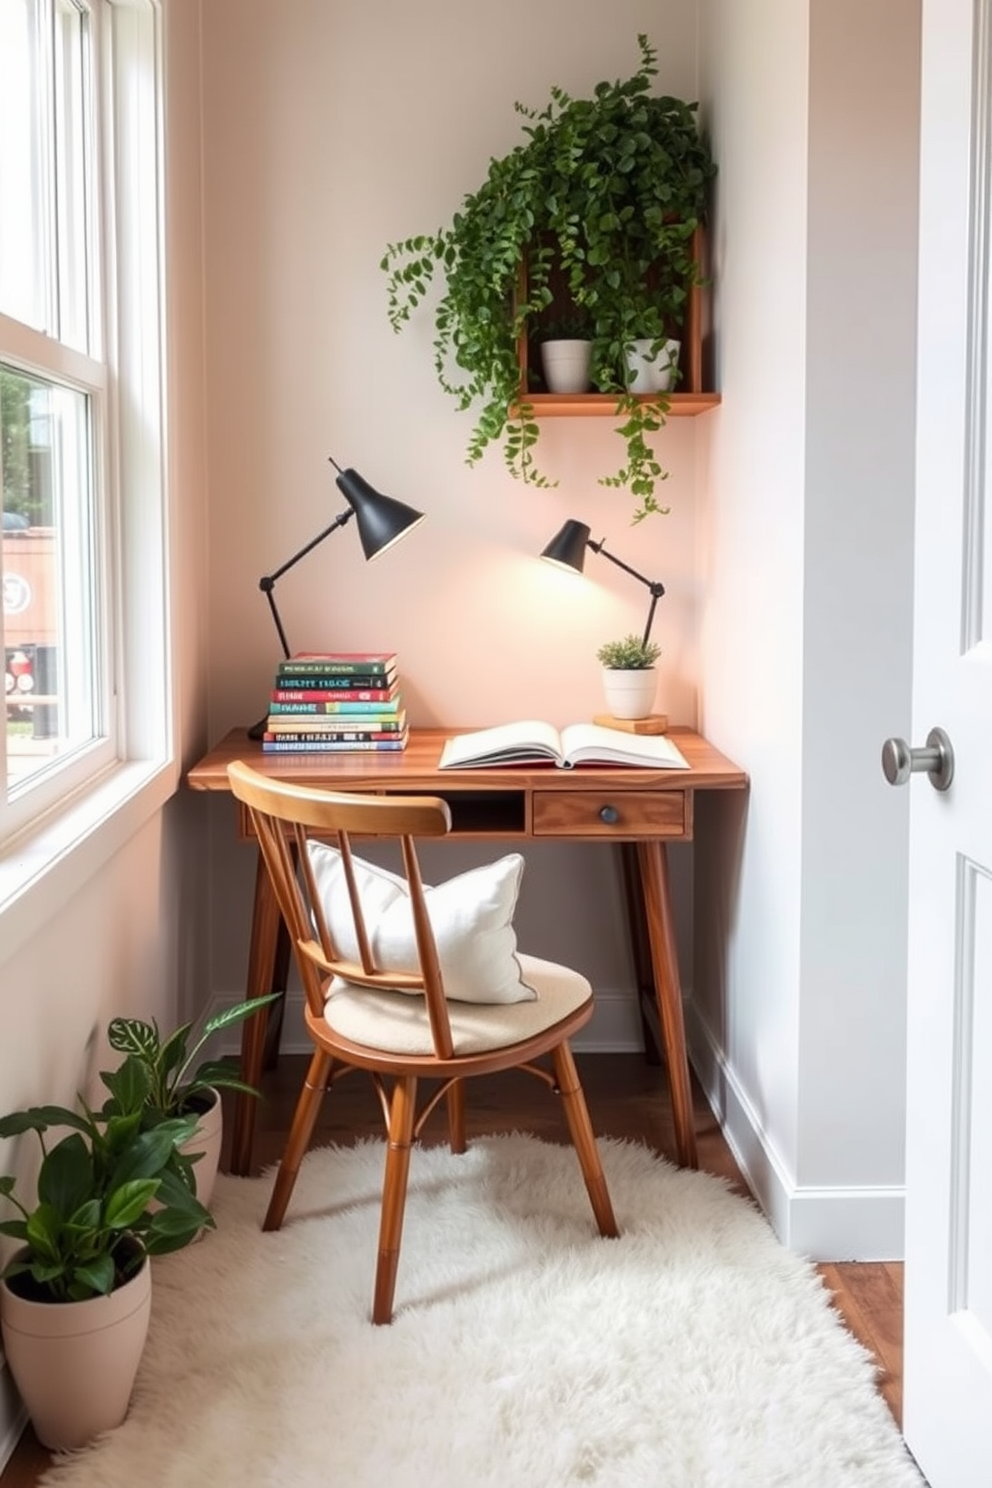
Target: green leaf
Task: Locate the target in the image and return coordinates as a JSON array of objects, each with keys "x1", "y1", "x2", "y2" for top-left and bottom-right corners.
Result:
[
  {"x1": 105, "y1": 1179, "x2": 161, "y2": 1229},
  {"x1": 37, "y1": 1134, "x2": 94, "y2": 1219},
  {"x1": 70, "y1": 1254, "x2": 116, "y2": 1298},
  {"x1": 107, "y1": 1017, "x2": 160, "y2": 1058}
]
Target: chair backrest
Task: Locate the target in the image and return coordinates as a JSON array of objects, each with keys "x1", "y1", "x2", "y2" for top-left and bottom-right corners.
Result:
[{"x1": 226, "y1": 759, "x2": 458, "y2": 1057}]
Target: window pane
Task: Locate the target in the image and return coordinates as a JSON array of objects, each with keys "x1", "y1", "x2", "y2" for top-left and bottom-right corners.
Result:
[
  {"x1": 0, "y1": 0, "x2": 51, "y2": 332},
  {"x1": 0, "y1": 0, "x2": 91, "y2": 352},
  {"x1": 54, "y1": 0, "x2": 91, "y2": 353},
  {"x1": 2, "y1": 361, "x2": 102, "y2": 792}
]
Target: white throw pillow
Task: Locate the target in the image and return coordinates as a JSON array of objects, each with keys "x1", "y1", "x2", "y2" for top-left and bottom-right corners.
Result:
[{"x1": 305, "y1": 843, "x2": 537, "y2": 1004}]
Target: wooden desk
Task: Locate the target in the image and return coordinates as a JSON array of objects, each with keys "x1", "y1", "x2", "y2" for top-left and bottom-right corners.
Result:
[{"x1": 187, "y1": 726, "x2": 747, "y2": 1176}]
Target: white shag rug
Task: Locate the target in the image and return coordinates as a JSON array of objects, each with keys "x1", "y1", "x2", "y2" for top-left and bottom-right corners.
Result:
[{"x1": 39, "y1": 1134, "x2": 925, "y2": 1488}]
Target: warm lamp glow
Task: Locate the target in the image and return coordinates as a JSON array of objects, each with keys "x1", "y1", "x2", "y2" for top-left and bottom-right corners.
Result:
[{"x1": 539, "y1": 518, "x2": 666, "y2": 647}]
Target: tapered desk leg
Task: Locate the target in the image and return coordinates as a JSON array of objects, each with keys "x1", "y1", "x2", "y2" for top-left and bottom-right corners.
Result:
[
  {"x1": 636, "y1": 839, "x2": 698, "y2": 1170},
  {"x1": 229, "y1": 851, "x2": 290, "y2": 1176},
  {"x1": 618, "y1": 844, "x2": 662, "y2": 1065}
]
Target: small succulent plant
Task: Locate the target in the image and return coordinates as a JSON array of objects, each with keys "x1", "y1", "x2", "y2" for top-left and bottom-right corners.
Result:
[{"x1": 596, "y1": 634, "x2": 662, "y2": 669}]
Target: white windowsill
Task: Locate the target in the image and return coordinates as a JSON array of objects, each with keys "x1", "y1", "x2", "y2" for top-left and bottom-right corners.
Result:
[{"x1": 0, "y1": 757, "x2": 178, "y2": 966}]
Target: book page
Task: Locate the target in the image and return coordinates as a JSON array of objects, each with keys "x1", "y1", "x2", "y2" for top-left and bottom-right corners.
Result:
[
  {"x1": 439, "y1": 720, "x2": 564, "y2": 769},
  {"x1": 559, "y1": 723, "x2": 689, "y2": 769}
]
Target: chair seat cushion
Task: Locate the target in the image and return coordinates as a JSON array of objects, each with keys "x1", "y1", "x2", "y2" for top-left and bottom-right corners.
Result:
[
  {"x1": 306, "y1": 843, "x2": 536, "y2": 1004},
  {"x1": 322, "y1": 953, "x2": 592, "y2": 1057}
]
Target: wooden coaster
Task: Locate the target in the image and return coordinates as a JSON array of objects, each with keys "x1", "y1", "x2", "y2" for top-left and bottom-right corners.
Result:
[{"x1": 592, "y1": 712, "x2": 669, "y2": 735}]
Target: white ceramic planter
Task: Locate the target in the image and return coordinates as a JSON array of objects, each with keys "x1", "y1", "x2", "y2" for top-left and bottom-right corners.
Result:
[
  {"x1": 601, "y1": 668, "x2": 658, "y2": 720},
  {"x1": 184, "y1": 1086, "x2": 223, "y2": 1211},
  {"x1": 540, "y1": 339, "x2": 593, "y2": 394},
  {"x1": 625, "y1": 338, "x2": 681, "y2": 394},
  {"x1": 0, "y1": 1246, "x2": 151, "y2": 1450}
]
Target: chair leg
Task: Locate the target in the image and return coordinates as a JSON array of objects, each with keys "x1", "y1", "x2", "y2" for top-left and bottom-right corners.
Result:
[
  {"x1": 446, "y1": 1077, "x2": 466, "y2": 1154},
  {"x1": 373, "y1": 1075, "x2": 417, "y2": 1325},
  {"x1": 263, "y1": 1049, "x2": 332, "y2": 1232},
  {"x1": 551, "y1": 1041, "x2": 619, "y2": 1239}
]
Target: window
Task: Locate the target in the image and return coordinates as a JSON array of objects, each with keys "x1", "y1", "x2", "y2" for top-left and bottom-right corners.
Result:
[{"x1": 0, "y1": 0, "x2": 171, "y2": 860}]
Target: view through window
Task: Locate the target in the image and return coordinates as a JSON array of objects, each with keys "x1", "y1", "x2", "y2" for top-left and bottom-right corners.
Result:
[{"x1": 0, "y1": 0, "x2": 112, "y2": 819}]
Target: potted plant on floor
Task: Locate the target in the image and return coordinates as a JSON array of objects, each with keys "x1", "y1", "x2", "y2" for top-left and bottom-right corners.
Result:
[
  {"x1": 0, "y1": 1083, "x2": 210, "y2": 1450},
  {"x1": 596, "y1": 633, "x2": 662, "y2": 720},
  {"x1": 102, "y1": 994, "x2": 281, "y2": 1210},
  {"x1": 381, "y1": 34, "x2": 715, "y2": 519}
]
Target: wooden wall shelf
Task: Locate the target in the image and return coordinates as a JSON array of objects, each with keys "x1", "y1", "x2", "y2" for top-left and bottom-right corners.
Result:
[
  {"x1": 519, "y1": 390, "x2": 721, "y2": 418},
  {"x1": 516, "y1": 225, "x2": 719, "y2": 419}
]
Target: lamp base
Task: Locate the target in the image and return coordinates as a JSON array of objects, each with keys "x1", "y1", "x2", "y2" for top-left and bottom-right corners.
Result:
[
  {"x1": 247, "y1": 714, "x2": 269, "y2": 741},
  {"x1": 592, "y1": 712, "x2": 669, "y2": 735}
]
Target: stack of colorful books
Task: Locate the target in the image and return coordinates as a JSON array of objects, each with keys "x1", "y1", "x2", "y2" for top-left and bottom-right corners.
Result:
[{"x1": 261, "y1": 652, "x2": 407, "y2": 753}]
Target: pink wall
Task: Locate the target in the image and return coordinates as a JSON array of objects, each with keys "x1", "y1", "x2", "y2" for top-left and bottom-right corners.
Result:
[
  {"x1": 199, "y1": 0, "x2": 707, "y2": 740},
  {"x1": 195, "y1": 0, "x2": 710, "y2": 1048}
]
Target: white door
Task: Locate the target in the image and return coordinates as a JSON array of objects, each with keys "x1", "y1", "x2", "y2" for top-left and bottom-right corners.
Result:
[{"x1": 900, "y1": 1, "x2": 992, "y2": 1484}]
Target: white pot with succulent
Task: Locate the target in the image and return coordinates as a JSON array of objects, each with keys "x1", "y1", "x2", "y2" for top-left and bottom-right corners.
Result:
[{"x1": 596, "y1": 634, "x2": 661, "y2": 720}]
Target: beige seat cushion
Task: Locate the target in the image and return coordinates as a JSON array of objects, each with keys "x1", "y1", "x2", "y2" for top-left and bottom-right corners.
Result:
[{"x1": 322, "y1": 953, "x2": 592, "y2": 1057}]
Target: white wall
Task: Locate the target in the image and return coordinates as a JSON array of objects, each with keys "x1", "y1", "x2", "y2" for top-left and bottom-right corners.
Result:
[
  {"x1": 694, "y1": 0, "x2": 920, "y2": 1256},
  {"x1": 694, "y1": 0, "x2": 810, "y2": 1196},
  {"x1": 197, "y1": 0, "x2": 711, "y2": 1049}
]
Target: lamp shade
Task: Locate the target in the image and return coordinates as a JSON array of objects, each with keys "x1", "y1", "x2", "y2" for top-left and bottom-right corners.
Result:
[
  {"x1": 335, "y1": 467, "x2": 425, "y2": 559},
  {"x1": 540, "y1": 519, "x2": 592, "y2": 573}
]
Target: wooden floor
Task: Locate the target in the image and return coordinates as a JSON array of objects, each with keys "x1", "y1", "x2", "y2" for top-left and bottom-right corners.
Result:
[{"x1": 0, "y1": 1052, "x2": 904, "y2": 1486}]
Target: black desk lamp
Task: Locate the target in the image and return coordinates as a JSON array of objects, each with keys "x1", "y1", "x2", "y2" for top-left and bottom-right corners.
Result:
[
  {"x1": 540, "y1": 518, "x2": 666, "y2": 647},
  {"x1": 247, "y1": 457, "x2": 425, "y2": 739}
]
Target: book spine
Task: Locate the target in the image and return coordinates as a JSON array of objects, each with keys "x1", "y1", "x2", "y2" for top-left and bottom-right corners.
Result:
[
  {"x1": 266, "y1": 720, "x2": 405, "y2": 733},
  {"x1": 273, "y1": 674, "x2": 394, "y2": 691},
  {"x1": 270, "y1": 688, "x2": 397, "y2": 703},
  {"x1": 276, "y1": 657, "x2": 395, "y2": 676},
  {"x1": 260, "y1": 738, "x2": 408, "y2": 753},
  {"x1": 268, "y1": 699, "x2": 401, "y2": 715},
  {"x1": 263, "y1": 729, "x2": 405, "y2": 743}
]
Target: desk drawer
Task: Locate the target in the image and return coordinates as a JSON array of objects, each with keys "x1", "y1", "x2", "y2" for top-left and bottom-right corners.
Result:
[{"x1": 532, "y1": 790, "x2": 686, "y2": 838}]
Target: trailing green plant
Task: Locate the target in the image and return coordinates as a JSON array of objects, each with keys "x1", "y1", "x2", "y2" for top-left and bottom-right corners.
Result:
[
  {"x1": 104, "y1": 994, "x2": 282, "y2": 1124},
  {"x1": 596, "y1": 634, "x2": 662, "y2": 669},
  {"x1": 0, "y1": 1072, "x2": 212, "y2": 1303},
  {"x1": 381, "y1": 34, "x2": 715, "y2": 518}
]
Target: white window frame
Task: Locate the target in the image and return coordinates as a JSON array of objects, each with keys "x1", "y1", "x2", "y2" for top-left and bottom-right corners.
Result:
[{"x1": 0, "y1": 0, "x2": 177, "y2": 960}]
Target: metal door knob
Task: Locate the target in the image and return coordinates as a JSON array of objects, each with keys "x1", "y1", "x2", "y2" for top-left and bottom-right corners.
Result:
[
  {"x1": 599, "y1": 805, "x2": 620, "y2": 824},
  {"x1": 881, "y1": 727, "x2": 954, "y2": 791}
]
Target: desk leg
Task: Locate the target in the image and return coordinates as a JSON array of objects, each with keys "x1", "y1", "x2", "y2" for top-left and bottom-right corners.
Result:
[
  {"x1": 636, "y1": 840, "x2": 698, "y2": 1170},
  {"x1": 618, "y1": 844, "x2": 662, "y2": 1065},
  {"x1": 229, "y1": 850, "x2": 289, "y2": 1177}
]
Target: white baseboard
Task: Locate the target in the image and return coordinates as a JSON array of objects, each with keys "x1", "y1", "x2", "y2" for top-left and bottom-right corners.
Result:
[{"x1": 684, "y1": 1000, "x2": 905, "y2": 1262}]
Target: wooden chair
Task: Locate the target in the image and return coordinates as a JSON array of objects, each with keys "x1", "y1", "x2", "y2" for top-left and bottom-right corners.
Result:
[{"x1": 226, "y1": 759, "x2": 619, "y2": 1324}]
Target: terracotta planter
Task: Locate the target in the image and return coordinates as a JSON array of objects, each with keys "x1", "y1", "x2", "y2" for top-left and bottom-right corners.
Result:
[
  {"x1": 0, "y1": 1245, "x2": 151, "y2": 1450},
  {"x1": 602, "y1": 668, "x2": 657, "y2": 720}
]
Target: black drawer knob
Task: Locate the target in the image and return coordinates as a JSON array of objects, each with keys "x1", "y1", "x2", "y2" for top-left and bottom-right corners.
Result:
[{"x1": 599, "y1": 804, "x2": 620, "y2": 825}]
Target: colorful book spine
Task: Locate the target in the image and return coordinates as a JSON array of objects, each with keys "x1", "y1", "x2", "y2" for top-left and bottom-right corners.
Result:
[
  {"x1": 274, "y1": 673, "x2": 395, "y2": 691},
  {"x1": 263, "y1": 730, "x2": 405, "y2": 745},
  {"x1": 271, "y1": 687, "x2": 397, "y2": 703},
  {"x1": 276, "y1": 653, "x2": 396, "y2": 676},
  {"x1": 265, "y1": 715, "x2": 406, "y2": 732},
  {"x1": 267, "y1": 699, "x2": 402, "y2": 715},
  {"x1": 260, "y1": 738, "x2": 408, "y2": 753}
]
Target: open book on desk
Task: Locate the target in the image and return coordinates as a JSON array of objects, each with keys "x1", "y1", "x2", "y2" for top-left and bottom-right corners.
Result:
[{"x1": 438, "y1": 720, "x2": 690, "y2": 771}]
